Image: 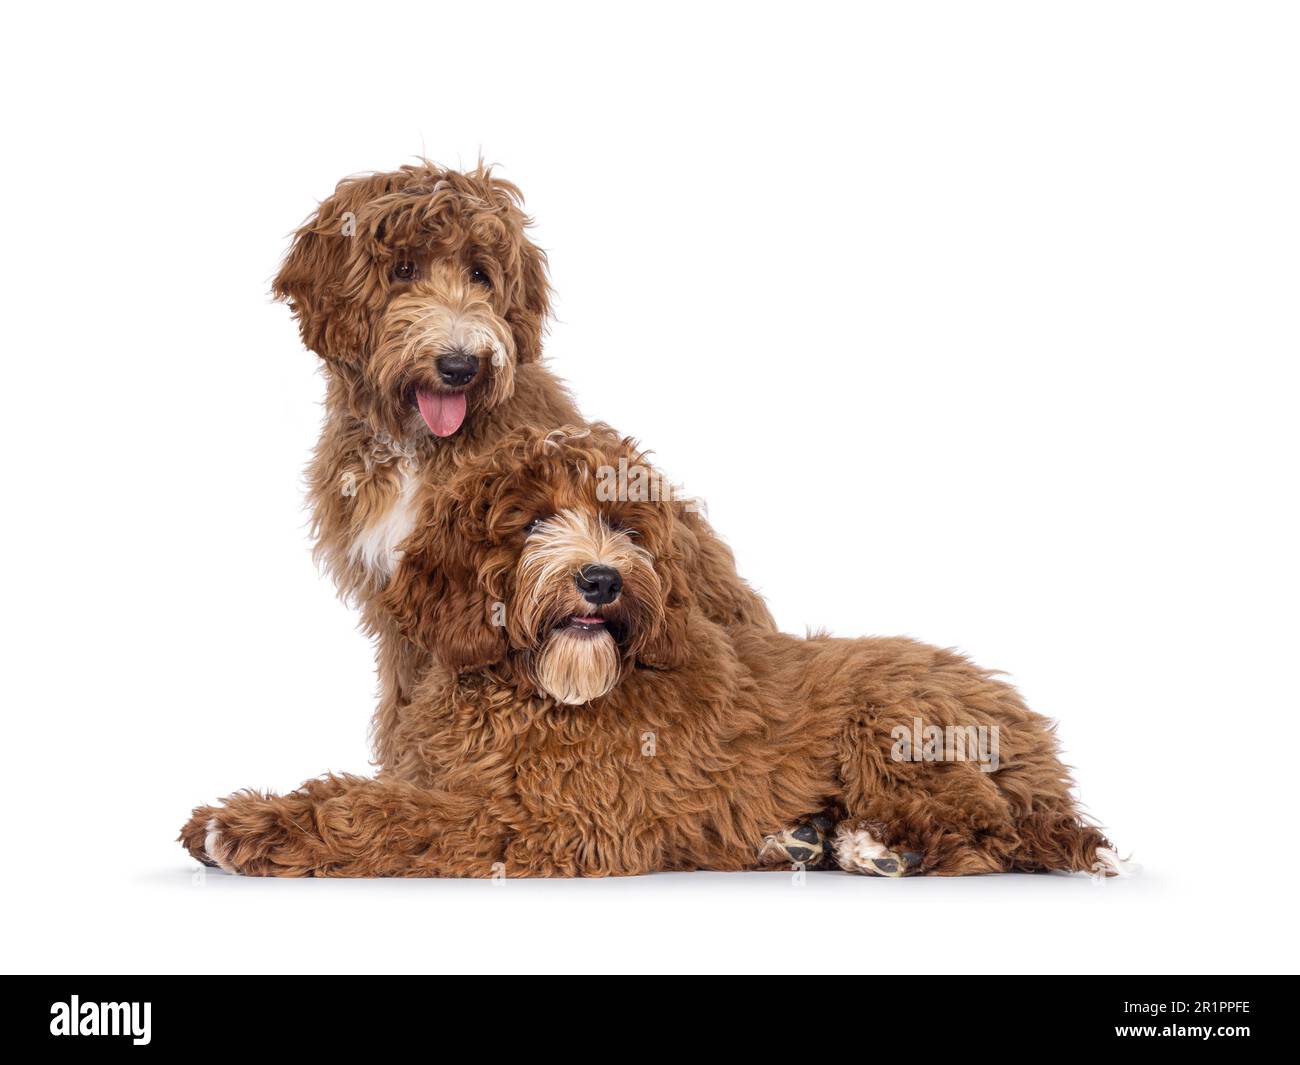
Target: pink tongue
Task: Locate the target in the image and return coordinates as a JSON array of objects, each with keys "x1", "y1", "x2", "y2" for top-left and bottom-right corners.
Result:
[{"x1": 416, "y1": 389, "x2": 467, "y2": 437}]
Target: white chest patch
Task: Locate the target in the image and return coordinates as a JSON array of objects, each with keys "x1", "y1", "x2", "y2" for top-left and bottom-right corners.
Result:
[{"x1": 348, "y1": 464, "x2": 421, "y2": 581}]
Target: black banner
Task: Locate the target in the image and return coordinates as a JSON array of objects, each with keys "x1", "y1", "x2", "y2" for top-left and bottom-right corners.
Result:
[{"x1": 4, "y1": 976, "x2": 1288, "y2": 1051}]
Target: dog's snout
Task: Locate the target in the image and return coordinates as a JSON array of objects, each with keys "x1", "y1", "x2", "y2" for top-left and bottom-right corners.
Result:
[
  {"x1": 436, "y1": 350, "x2": 480, "y2": 387},
  {"x1": 575, "y1": 564, "x2": 622, "y2": 606}
]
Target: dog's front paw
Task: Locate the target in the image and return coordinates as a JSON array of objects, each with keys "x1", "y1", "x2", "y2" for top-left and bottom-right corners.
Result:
[
  {"x1": 832, "y1": 820, "x2": 921, "y2": 877},
  {"x1": 192, "y1": 800, "x2": 322, "y2": 876},
  {"x1": 178, "y1": 806, "x2": 219, "y2": 867},
  {"x1": 201, "y1": 814, "x2": 241, "y2": 874}
]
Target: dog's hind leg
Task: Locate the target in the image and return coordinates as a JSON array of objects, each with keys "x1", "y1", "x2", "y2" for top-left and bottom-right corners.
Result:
[
  {"x1": 833, "y1": 775, "x2": 1126, "y2": 877},
  {"x1": 830, "y1": 819, "x2": 923, "y2": 877},
  {"x1": 1009, "y1": 803, "x2": 1125, "y2": 875},
  {"x1": 835, "y1": 760, "x2": 1024, "y2": 876},
  {"x1": 988, "y1": 761, "x2": 1130, "y2": 874}
]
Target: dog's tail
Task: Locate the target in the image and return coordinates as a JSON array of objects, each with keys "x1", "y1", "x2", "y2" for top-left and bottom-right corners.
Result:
[{"x1": 1012, "y1": 814, "x2": 1137, "y2": 877}]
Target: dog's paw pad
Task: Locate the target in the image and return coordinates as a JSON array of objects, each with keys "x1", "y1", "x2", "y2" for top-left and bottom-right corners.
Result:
[
  {"x1": 759, "y1": 818, "x2": 830, "y2": 867},
  {"x1": 832, "y1": 823, "x2": 915, "y2": 877}
]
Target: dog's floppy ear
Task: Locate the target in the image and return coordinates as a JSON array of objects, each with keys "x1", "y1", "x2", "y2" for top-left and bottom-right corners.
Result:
[
  {"x1": 507, "y1": 234, "x2": 550, "y2": 365},
  {"x1": 380, "y1": 511, "x2": 507, "y2": 674},
  {"x1": 272, "y1": 173, "x2": 393, "y2": 365},
  {"x1": 633, "y1": 506, "x2": 696, "y2": 672},
  {"x1": 482, "y1": 173, "x2": 551, "y2": 365}
]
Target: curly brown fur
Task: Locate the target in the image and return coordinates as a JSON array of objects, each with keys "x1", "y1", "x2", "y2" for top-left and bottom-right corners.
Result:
[
  {"x1": 181, "y1": 428, "x2": 1119, "y2": 878},
  {"x1": 266, "y1": 161, "x2": 771, "y2": 770}
]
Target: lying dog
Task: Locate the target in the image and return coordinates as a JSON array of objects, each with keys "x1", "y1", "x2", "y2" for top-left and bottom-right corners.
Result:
[
  {"x1": 181, "y1": 427, "x2": 1123, "y2": 877},
  {"x1": 268, "y1": 161, "x2": 771, "y2": 771}
]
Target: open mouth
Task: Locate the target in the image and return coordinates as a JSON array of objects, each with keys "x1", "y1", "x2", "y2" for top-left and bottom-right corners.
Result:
[
  {"x1": 546, "y1": 613, "x2": 629, "y2": 647},
  {"x1": 415, "y1": 387, "x2": 467, "y2": 437}
]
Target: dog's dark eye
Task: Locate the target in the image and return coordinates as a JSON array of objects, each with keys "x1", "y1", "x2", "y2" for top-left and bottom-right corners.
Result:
[
  {"x1": 470, "y1": 266, "x2": 492, "y2": 289},
  {"x1": 392, "y1": 260, "x2": 418, "y2": 281},
  {"x1": 524, "y1": 517, "x2": 545, "y2": 536}
]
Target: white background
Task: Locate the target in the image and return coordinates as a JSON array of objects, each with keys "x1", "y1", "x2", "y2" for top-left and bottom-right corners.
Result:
[{"x1": 2, "y1": 1, "x2": 1296, "y2": 975}]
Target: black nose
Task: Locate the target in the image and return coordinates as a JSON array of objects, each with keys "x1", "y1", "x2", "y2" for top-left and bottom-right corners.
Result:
[
  {"x1": 436, "y1": 351, "x2": 479, "y2": 387},
  {"x1": 575, "y1": 564, "x2": 622, "y2": 606}
]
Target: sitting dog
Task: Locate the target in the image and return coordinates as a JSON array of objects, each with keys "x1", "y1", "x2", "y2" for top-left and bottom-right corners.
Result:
[
  {"x1": 181, "y1": 427, "x2": 1123, "y2": 878},
  {"x1": 269, "y1": 161, "x2": 771, "y2": 770}
]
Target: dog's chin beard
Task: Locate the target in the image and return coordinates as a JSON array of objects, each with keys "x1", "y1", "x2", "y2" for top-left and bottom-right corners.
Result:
[{"x1": 533, "y1": 626, "x2": 620, "y2": 706}]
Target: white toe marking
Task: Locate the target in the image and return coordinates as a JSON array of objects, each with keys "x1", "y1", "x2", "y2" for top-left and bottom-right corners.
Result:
[
  {"x1": 833, "y1": 825, "x2": 896, "y2": 874},
  {"x1": 1094, "y1": 847, "x2": 1140, "y2": 878},
  {"x1": 204, "y1": 817, "x2": 237, "y2": 874}
]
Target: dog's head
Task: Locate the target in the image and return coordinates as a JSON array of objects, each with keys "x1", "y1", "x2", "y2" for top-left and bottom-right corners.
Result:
[
  {"x1": 382, "y1": 426, "x2": 695, "y2": 705},
  {"x1": 273, "y1": 162, "x2": 549, "y2": 441}
]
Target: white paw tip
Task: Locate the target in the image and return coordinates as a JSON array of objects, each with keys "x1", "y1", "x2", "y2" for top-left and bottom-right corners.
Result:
[
  {"x1": 1094, "y1": 847, "x2": 1141, "y2": 878},
  {"x1": 833, "y1": 825, "x2": 904, "y2": 876},
  {"x1": 203, "y1": 817, "x2": 237, "y2": 874}
]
